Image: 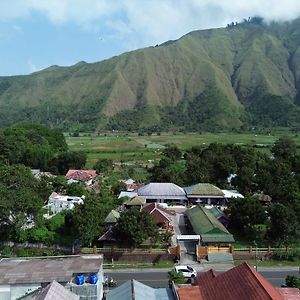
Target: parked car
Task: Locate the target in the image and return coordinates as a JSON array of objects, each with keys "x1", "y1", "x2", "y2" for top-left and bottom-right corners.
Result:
[{"x1": 175, "y1": 265, "x2": 197, "y2": 278}]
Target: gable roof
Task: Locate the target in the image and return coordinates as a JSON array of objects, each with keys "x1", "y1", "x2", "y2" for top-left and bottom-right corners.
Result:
[
  {"x1": 29, "y1": 280, "x2": 79, "y2": 300},
  {"x1": 66, "y1": 169, "x2": 97, "y2": 182},
  {"x1": 104, "y1": 210, "x2": 120, "y2": 224},
  {"x1": 107, "y1": 279, "x2": 175, "y2": 300},
  {"x1": 185, "y1": 205, "x2": 231, "y2": 236},
  {"x1": 138, "y1": 183, "x2": 187, "y2": 200},
  {"x1": 142, "y1": 203, "x2": 172, "y2": 225},
  {"x1": 125, "y1": 196, "x2": 146, "y2": 206},
  {"x1": 177, "y1": 263, "x2": 288, "y2": 300},
  {"x1": 198, "y1": 263, "x2": 283, "y2": 300},
  {"x1": 184, "y1": 183, "x2": 224, "y2": 197}
]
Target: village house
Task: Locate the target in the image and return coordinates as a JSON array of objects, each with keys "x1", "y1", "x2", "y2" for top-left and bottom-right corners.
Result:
[
  {"x1": 175, "y1": 262, "x2": 300, "y2": 300},
  {"x1": 137, "y1": 183, "x2": 187, "y2": 205},
  {"x1": 66, "y1": 169, "x2": 97, "y2": 186},
  {"x1": 0, "y1": 255, "x2": 104, "y2": 300},
  {"x1": 43, "y1": 192, "x2": 84, "y2": 217},
  {"x1": 184, "y1": 183, "x2": 227, "y2": 206}
]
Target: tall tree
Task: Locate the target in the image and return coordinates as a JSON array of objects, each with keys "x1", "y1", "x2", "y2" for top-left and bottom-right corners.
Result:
[{"x1": 115, "y1": 208, "x2": 159, "y2": 246}]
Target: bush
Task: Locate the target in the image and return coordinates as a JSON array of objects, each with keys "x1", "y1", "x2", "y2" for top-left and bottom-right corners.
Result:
[{"x1": 168, "y1": 269, "x2": 185, "y2": 286}]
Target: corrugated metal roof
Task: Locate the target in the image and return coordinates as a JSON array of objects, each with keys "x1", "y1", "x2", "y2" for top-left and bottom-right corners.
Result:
[
  {"x1": 185, "y1": 205, "x2": 231, "y2": 236},
  {"x1": 221, "y1": 189, "x2": 244, "y2": 198},
  {"x1": 201, "y1": 233, "x2": 234, "y2": 243},
  {"x1": 28, "y1": 280, "x2": 79, "y2": 300},
  {"x1": 138, "y1": 183, "x2": 187, "y2": 199},
  {"x1": 185, "y1": 184, "x2": 224, "y2": 197},
  {"x1": 208, "y1": 207, "x2": 226, "y2": 220},
  {"x1": 107, "y1": 279, "x2": 175, "y2": 300},
  {"x1": 118, "y1": 191, "x2": 138, "y2": 199},
  {"x1": 0, "y1": 255, "x2": 102, "y2": 285}
]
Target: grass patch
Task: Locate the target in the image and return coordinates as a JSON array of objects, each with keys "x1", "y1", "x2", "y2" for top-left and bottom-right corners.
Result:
[{"x1": 235, "y1": 259, "x2": 300, "y2": 267}]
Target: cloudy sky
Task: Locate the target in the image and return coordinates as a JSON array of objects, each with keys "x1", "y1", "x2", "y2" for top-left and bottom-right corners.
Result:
[{"x1": 1, "y1": 0, "x2": 300, "y2": 76}]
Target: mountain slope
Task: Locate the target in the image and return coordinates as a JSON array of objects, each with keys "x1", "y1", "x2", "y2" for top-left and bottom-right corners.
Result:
[{"x1": 1, "y1": 18, "x2": 300, "y2": 131}]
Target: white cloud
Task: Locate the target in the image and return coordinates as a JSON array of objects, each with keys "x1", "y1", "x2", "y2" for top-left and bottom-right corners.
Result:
[
  {"x1": 27, "y1": 59, "x2": 40, "y2": 73},
  {"x1": 1, "y1": 1, "x2": 300, "y2": 48}
]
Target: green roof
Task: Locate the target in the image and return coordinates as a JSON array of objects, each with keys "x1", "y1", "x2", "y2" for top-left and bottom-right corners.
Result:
[
  {"x1": 185, "y1": 183, "x2": 224, "y2": 197},
  {"x1": 104, "y1": 209, "x2": 120, "y2": 224},
  {"x1": 186, "y1": 205, "x2": 230, "y2": 235},
  {"x1": 201, "y1": 233, "x2": 235, "y2": 243},
  {"x1": 126, "y1": 196, "x2": 146, "y2": 206},
  {"x1": 209, "y1": 207, "x2": 227, "y2": 219}
]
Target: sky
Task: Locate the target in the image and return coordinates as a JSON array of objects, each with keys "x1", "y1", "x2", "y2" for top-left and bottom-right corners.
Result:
[{"x1": 1, "y1": 0, "x2": 300, "y2": 76}]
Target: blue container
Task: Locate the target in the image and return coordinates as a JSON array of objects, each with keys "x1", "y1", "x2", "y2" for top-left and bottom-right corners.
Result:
[
  {"x1": 76, "y1": 274, "x2": 85, "y2": 285},
  {"x1": 90, "y1": 273, "x2": 98, "y2": 284}
]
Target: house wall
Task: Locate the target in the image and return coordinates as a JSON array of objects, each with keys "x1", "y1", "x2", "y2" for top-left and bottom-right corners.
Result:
[{"x1": 0, "y1": 283, "x2": 41, "y2": 300}]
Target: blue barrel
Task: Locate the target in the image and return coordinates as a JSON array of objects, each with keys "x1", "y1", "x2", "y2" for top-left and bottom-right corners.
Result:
[
  {"x1": 76, "y1": 274, "x2": 85, "y2": 285},
  {"x1": 90, "y1": 273, "x2": 98, "y2": 284}
]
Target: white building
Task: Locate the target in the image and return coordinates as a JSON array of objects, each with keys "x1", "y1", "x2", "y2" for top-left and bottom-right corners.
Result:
[{"x1": 44, "y1": 192, "x2": 84, "y2": 217}]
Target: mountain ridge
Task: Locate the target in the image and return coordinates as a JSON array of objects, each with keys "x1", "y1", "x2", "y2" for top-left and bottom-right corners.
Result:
[{"x1": 1, "y1": 17, "x2": 300, "y2": 131}]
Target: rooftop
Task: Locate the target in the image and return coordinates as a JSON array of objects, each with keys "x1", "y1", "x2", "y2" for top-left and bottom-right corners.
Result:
[
  {"x1": 138, "y1": 183, "x2": 187, "y2": 200},
  {"x1": 107, "y1": 279, "x2": 175, "y2": 300},
  {"x1": 25, "y1": 280, "x2": 79, "y2": 300},
  {"x1": 184, "y1": 183, "x2": 224, "y2": 197},
  {"x1": 0, "y1": 255, "x2": 102, "y2": 285},
  {"x1": 185, "y1": 205, "x2": 234, "y2": 242},
  {"x1": 177, "y1": 263, "x2": 298, "y2": 300}
]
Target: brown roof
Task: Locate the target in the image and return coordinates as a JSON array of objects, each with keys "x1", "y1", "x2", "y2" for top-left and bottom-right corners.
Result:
[
  {"x1": 177, "y1": 263, "x2": 286, "y2": 300},
  {"x1": 66, "y1": 169, "x2": 97, "y2": 182},
  {"x1": 98, "y1": 227, "x2": 117, "y2": 241},
  {"x1": 142, "y1": 203, "x2": 176, "y2": 216},
  {"x1": 177, "y1": 285, "x2": 203, "y2": 300},
  {"x1": 0, "y1": 255, "x2": 102, "y2": 285},
  {"x1": 142, "y1": 203, "x2": 173, "y2": 224}
]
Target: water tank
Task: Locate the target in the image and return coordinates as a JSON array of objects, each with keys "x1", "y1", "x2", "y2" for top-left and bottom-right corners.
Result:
[
  {"x1": 90, "y1": 273, "x2": 98, "y2": 284},
  {"x1": 76, "y1": 274, "x2": 85, "y2": 285}
]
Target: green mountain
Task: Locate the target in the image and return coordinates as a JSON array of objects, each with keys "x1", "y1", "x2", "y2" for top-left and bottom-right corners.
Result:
[{"x1": 1, "y1": 17, "x2": 300, "y2": 131}]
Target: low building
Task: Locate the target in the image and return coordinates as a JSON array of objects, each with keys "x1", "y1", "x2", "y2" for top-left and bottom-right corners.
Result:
[
  {"x1": 121, "y1": 178, "x2": 139, "y2": 191},
  {"x1": 104, "y1": 210, "x2": 120, "y2": 227},
  {"x1": 137, "y1": 183, "x2": 187, "y2": 204},
  {"x1": 106, "y1": 279, "x2": 175, "y2": 300},
  {"x1": 43, "y1": 192, "x2": 84, "y2": 217},
  {"x1": 208, "y1": 207, "x2": 229, "y2": 228},
  {"x1": 118, "y1": 191, "x2": 138, "y2": 200},
  {"x1": 142, "y1": 203, "x2": 175, "y2": 232},
  {"x1": 176, "y1": 262, "x2": 300, "y2": 300},
  {"x1": 66, "y1": 169, "x2": 97, "y2": 186},
  {"x1": 124, "y1": 196, "x2": 146, "y2": 209},
  {"x1": 184, "y1": 183, "x2": 227, "y2": 206},
  {"x1": 22, "y1": 280, "x2": 79, "y2": 300},
  {"x1": 0, "y1": 255, "x2": 104, "y2": 300},
  {"x1": 185, "y1": 205, "x2": 234, "y2": 245}
]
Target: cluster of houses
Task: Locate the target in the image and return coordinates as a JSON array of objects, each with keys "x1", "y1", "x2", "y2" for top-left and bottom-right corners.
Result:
[
  {"x1": 31, "y1": 169, "x2": 98, "y2": 219},
  {"x1": 0, "y1": 254, "x2": 298, "y2": 300},
  {"x1": 99, "y1": 181, "x2": 245, "y2": 260}
]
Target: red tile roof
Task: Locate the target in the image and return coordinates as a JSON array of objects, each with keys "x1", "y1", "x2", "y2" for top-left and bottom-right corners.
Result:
[
  {"x1": 177, "y1": 263, "x2": 288, "y2": 300},
  {"x1": 66, "y1": 169, "x2": 97, "y2": 182}
]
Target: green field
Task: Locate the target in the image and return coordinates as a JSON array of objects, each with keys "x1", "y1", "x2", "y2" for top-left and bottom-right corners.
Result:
[{"x1": 66, "y1": 131, "x2": 300, "y2": 167}]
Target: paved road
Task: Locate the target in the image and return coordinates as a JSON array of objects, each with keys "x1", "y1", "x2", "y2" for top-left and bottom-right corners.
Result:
[{"x1": 105, "y1": 269, "x2": 300, "y2": 288}]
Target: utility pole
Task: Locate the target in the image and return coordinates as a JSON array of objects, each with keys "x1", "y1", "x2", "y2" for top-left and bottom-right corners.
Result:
[{"x1": 254, "y1": 240, "x2": 258, "y2": 272}]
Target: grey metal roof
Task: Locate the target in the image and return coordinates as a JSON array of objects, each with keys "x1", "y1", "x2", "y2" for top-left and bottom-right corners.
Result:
[
  {"x1": 137, "y1": 183, "x2": 187, "y2": 199},
  {"x1": 26, "y1": 280, "x2": 79, "y2": 300},
  {"x1": 0, "y1": 255, "x2": 102, "y2": 285},
  {"x1": 107, "y1": 279, "x2": 175, "y2": 300}
]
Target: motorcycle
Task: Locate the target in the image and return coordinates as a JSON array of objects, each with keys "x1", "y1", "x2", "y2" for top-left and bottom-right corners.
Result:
[{"x1": 104, "y1": 276, "x2": 117, "y2": 287}]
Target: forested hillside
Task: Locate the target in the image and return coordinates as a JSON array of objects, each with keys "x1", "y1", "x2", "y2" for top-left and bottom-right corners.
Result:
[{"x1": 1, "y1": 17, "x2": 300, "y2": 131}]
